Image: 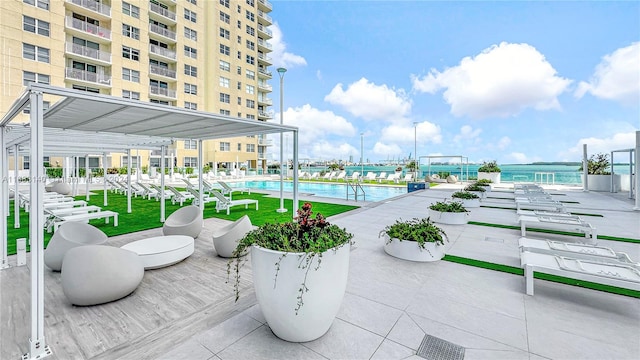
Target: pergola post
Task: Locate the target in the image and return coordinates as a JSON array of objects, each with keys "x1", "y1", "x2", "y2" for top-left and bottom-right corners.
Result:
[
  {"x1": 198, "y1": 139, "x2": 204, "y2": 219},
  {"x1": 582, "y1": 144, "x2": 589, "y2": 192},
  {"x1": 14, "y1": 144, "x2": 20, "y2": 227},
  {"x1": 85, "y1": 154, "x2": 90, "y2": 201},
  {"x1": 103, "y1": 153, "x2": 108, "y2": 206},
  {"x1": 160, "y1": 145, "x2": 166, "y2": 222},
  {"x1": 0, "y1": 126, "x2": 8, "y2": 269},
  {"x1": 634, "y1": 131, "x2": 640, "y2": 211},
  {"x1": 292, "y1": 130, "x2": 299, "y2": 217},
  {"x1": 127, "y1": 149, "x2": 132, "y2": 213}
]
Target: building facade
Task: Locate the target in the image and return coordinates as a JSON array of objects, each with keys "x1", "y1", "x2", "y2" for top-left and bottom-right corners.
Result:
[{"x1": 0, "y1": 0, "x2": 274, "y2": 174}]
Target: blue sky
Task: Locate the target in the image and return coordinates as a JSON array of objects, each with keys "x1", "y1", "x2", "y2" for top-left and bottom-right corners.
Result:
[{"x1": 266, "y1": 1, "x2": 639, "y2": 164}]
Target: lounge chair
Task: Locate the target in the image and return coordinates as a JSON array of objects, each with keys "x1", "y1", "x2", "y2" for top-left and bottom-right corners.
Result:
[
  {"x1": 334, "y1": 171, "x2": 346, "y2": 181},
  {"x1": 182, "y1": 178, "x2": 197, "y2": 189},
  {"x1": 185, "y1": 187, "x2": 216, "y2": 206},
  {"x1": 365, "y1": 172, "x2": 377, "y2": 181},
  {"x1": 518, "y1": 237, "x2": 638, "y2": 267},
  {"x1": 309, "y1": 172, "x2": 320, "y2": 180},
  {"x1": 520, "y1": 251, "x2": 640, "y2": 295},
  {"x1": 52, "y1": 210, "x2": 119, "y2": 232},
  {"x1": 375, "y1": 172, "x2": 387, "y2": 182},
  {"x1": 136, "y1": 182, "x2": 158, "y2": 200},
  {"x1": 217, "y1": 181, "x2": 250, "y2": 200},
  {"x1": 166, "y1": 186, "x2": 195, "y2": 206},
  {"x1": 400, "y1": 174, "x2": 413, "y2": 183},
  {"x1": 515, "y1": 198, "x2": 566, "y2": 212},
  {"x1": 518, "y1": 214, "x2": 596, "y2": 244},
  {"x1": 212, "y1": 215, "x2": 254, "y2": 258},
  {"x1": 210, "y1": 190, "x2": 259, "y2": 215},
  {"x1": 322, "y1": 171, "x2": 334, "y2": 181},
  {"x1": 348, "y1": 172, "x2": 360, "y2": 181},
  {"x1": 148, "y1": 184, "x2": 174, "y2": 201}
]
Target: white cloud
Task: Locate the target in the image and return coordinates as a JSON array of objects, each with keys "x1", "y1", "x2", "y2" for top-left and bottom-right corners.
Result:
[
  {"x1": 497, "y1": 136, "x2": 511, "y2": 150},
  {"x1": 507, "y1": 152, "x2": 541, "y2": 164},
  {"x1": 281, "y1": 104, "x2": 356, "y2": 146},
  {"x1": 380, "y1": 122, "x2": 442, "y2": 144},
  {"x1": 453, "y1": 125, "x2": 482, "y2": 143},
  {"x1": 562, "y1": 132, "x2": 638, "y2": 159},
  {"x1": 372, "y1": 142, "x2": 403, "y2": 157},
  {"x1": 412, "y1": 42, "x2": 572, "y2": 119},
  {"x1": 575, "y1": 42, "x2": 640, "y2": 105},
  {"x1": 311, "y1": 141, "x2": 359, "y2": 160},
  {"x1": 270, "y1": 22, "x2": 307, "y2": 69},
  {"x1": 324, "y1": 78, "x2": 412, "y2": 122}
]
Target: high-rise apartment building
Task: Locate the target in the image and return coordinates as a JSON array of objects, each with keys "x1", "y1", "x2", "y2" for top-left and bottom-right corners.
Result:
[{"x1": 0, "y1": 0, "x2": 274, "y2": 174}]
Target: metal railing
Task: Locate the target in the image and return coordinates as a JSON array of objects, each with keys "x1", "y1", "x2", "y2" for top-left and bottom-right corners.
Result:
[
  {"x1": 149, "y1": 64, "x2": 176, "y2": 79},
  {"x1": 149, "y1": 44, "x2": 176, "y2": 60},
  {"x1": 257, "y1": 10, "x2": 272, "y2": 23},
  {"x1": 258, "y1": 0, "x2": 272, "y2": 11},
  {"x1": 149, "y1": 2, "x2": 176, "y2": 21},
  {"x1": 66, "y1": 16, "x2": 111, "y2": 40},
  {"x1": 257, "y1": 38, "x2": 272, "y2": 50},
  {"x1": 257, "y1": 97, "x2": 272, "y2": 105},
  {"x1": 65, "y1": 42, "x2": 111, "y2": 63},
  {"x1": 67, "y1": 0, "x2": 111, "y2": 16},
  {"x1": 149, "y1": 23, "x2": 176, "y2": 41},
  {"x1": 258, "y1": 68, "x2": 272, "y2": 77},
  {"x1": 346, "y1": 178, "x2": 366, "y2": 202},
  {"x1": 149, "y1": 85, "x2": 176, "y2": 98},
  {"x1": 258, "y1": 82, "x2": 272, "y2": 91},
  {"x1": 257, "y1": 24, "x2": 272, "y2": 37},
  {"x1": 65, "y1": 67, "x2": 111, "y2": 85}
]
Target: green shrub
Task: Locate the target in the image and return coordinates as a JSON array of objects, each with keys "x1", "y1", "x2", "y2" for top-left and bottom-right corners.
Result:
[
  {"x1": 379, "y1": 217, "x2": 448, "y2": 247},
  {"x1": 478, "y1": 160, "x2": 501, "y2": 173},
  {"x1": 578, "y1": 153, "x2": 611, "y2": 175},
  {"x1": 452, "y1": 191, "x2": 479, "y2": 200},
  {"x1": 429, "y1": 201, "x2": 468, "y2": 213}
]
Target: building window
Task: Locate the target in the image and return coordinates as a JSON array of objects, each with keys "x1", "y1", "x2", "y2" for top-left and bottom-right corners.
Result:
[
  {"x1": 122, "y1": 46, "x2": 140, "y2": 61},
  {"x1": 184, "y1": 83, "x2": 198, "y2": 95},
  {"x1": 220, "y1": 93, "x2": 230, "y2": 103},
  {"x1": 187, "y1": 0, "x2": 197, "y2": 4},
  {"x1": 219, "y1": 77, "x2": 230, "y2": 88},
  {"x1": 122, "y1": 2, "x2": 140, "y2": 18},
  {"x1": 246, "y1": 69, "x2": 255, "y2": 80},
  {"x1": 237, "y1": 20, "x2": 241, "y2": 29},
  {"x1": 122, "y1": 68, "x2": 140, "y2": 83},
  {"x1": 237, "y1": 143, "x2": 242, "y2": 151},
  {"x1": 246, "y1": 0, "x2": 254, "y2": 7},
  {"x1": 23, "y1": 155, "x2": 30, "y2": 170},
  {"x1": 184, "y1": 27, "x2": 197, "y2": 41},
  {"x1": 246, "y1": 144, "x2": 255, "y2": 152},
  {"x1": 23, "y1": 16, "x2": 49, "y2": 36},
  {"x1": 219, "y1": 44, "x2": 230, "y2": 56},
  {"x1": 237, "y1": 35, "x2": 242, "y2": 44},
  {"x1": 23, "y1": 43, "x2": 49, "y2": 63},
  {"x1": 246, "y1": 25, "x2": 255, "y2": 36},
  {"x1": 237, "y1": 81, "x2": 242, "y2": 90},
  {"x1": 184, "y1": 9, "x2": 197, "y2": 22},
  {"x1": 220, "y1": 109, "x2": 230, "y2": 116},
  {"x1": 184, "y1": 140, "x2": 198, "y2": 150},
  {"x1": 237, "y1": 97, "x2": 242, "y2": 105},
  {"x1": 246, "y1": 10, "x2": 255, "y2": 22},
  {"x1": 219, "y1": 142, "x2": 230, "y2": 151},
  {"x1": 184, "y1": 46, "x2": 197, "y2": 59},
  {"x1": 246, "y1": 85, "x2": 255, "y2": 94},
  {"x1": 220, "y1": 0, "x2": 229, "y2": 8},
  {"x1": 184, "y1": 102, "x2": 197, "y2": 110},
  {"x1": 23, "y1": 0, "x2": 49, "y2": 10},
  {"x1": 237, "y1": 66, "x2": 242, "y2": 75},
  {"x1": 23, "y1": 101, "x2": 50, "y2": 114},
  {"x1": 245, "y1": 55, "x2": 255, "y2": 65},
  {"x1": 246, "y1": 40, "x2": 255, "y2": 51},
  {"x1": 184, "y1": 65, "x2": 197, "y2": 77},
  {"x1": 219, "y1": 11, "x2": 230, "y2": 24},
  {"x1": 72, "y1": 85, "x2": 99, "y2": 93},
  {"x1": 122, "y1": 24, "x2": 140, "y2": 40},
  {"x1": 23, "y1": 71, "x2": 49, "y2": 85},
  {"x1": 150, "y1": 99, "x2": 169, "y2": 105},
  {"x1": 237, "y1": 51, "x2": 242, "y2": 60},
  {"x1": 219, "y1": 60, "x2": 230, "y2": 72},
  {"x1": 122, "y1": 90, "x2": 140, "y2": 100},
  {"x1": 246, "y1": 114, "x2": 255, "y2": 120},
  {"x1": 246, "y1": 99, "x2": 255, "y2": 109},
  {"x1": 219, "y1": 27, "x2": 230, "y2": 40}
]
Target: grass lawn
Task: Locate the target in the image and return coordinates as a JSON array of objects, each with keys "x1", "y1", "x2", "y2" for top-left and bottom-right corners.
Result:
[{"x1": 5, "y1": 190, "x2": 359, "y2": 255}]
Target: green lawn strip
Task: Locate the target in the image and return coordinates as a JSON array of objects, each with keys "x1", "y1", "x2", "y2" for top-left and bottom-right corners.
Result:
[
  {"x1": 479, "y1": 205, "x2": 603, "y2": 217},
  {"x1": 443, "y1": 255, "x2": 640, "y2": 298},
  {"x1": 467, "y1": 221, "x2": 640, "y2": 243},
  {"x1": 5, "y1": 191, "x2": 359, "y2": 255}
]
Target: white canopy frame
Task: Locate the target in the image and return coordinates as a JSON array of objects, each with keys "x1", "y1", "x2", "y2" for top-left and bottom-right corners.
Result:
[
  {"x1": 419, "y1": 155, "x2": 470, "y2": 181},
  {"x1": 1, "y1": 84, "x2": 300, "y2": 360}
]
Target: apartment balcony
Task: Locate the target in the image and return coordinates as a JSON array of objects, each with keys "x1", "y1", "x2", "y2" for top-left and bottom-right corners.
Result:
[
  {"x1": 257, "y1": 82, "x2": 272, "y2": 91},
  {"x1": 257, "y1": 10, "x2": 272, "y2": 25},
  {"x1": 149, "y1": 64, "x2": 176, "y2": 79},
  {"x1": 257, "y1": 97, "x2": 272, "y2": 106},
  {"x1": 258, "y1": 137, "x2": 273, "y2": 146},
  {"x1": 65, "y1": 16, "x2": 111, "y2": 43},
  {"x1": 257, "y1": 0, "x2": 272, "y2": 12},
  {"x1": 149, "y1": 23, "x2": 176, "y2": 42},
  {"x1": 149, "y1": 44, "x2": 176, "y2": 61},
  {"x1": 257, "y1": 38, "x2": 272, "y2": 52},
  {"x1": 258, "y1": 67, "x2": 272, "y2": 78},
  {"x1": 65, "y1": 42, "x2": 111, "y2": 65},
  {"x1": 257, "y1": 152, "x2": 267, "y2": 160},
  {"x1": 257, "y1": 24, "x2": 272, "y2": 39},
  {"x1": 257, "y1": 53, "x2": 272, "y2": 65},
  {"x1": 149, "y1": 2, "x2": 176, "y2": 23},
  {"x1": 65, "y1": 67, "x2": 111, "y2": 87},
  {"x1": 149, "y1": 85, "x2": 176, "y2": 99},
  {"x1": 65, "y1": 0, "x2": 111, "y2": 19}
]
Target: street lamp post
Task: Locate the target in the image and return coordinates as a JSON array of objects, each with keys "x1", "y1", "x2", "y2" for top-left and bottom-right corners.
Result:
[
  {"x1": 276, "y1": 67, "x2": 287, "y2": 213},
  {"x1": 413, "y1": 122, "x2": 418, "y2": 179},
  {"x1": 360, "y1": 132, "x2": 364, "y2": 181}
]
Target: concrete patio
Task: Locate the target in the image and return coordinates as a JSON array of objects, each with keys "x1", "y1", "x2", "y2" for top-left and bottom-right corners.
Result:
[{"x1": 2, "y1": 184, "x2": 639, "y2": 359}]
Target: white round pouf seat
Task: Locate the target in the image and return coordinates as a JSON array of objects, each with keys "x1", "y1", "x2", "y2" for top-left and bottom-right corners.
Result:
[
  {"x1": 44, "y1": 222, "x2": 108, "y2": 271},
  {"x1": 162, "y1": 206, "x2": 203, "y2": 238},
  {"x1": 52, "y1": 182, "x2": 72, "y2": 195},
  {"x1": 62, "y1": 245, "x2": 144, "y2": 306},
  {"x1": 121, "y1": 235, "x2": 195, "y2": 270}
]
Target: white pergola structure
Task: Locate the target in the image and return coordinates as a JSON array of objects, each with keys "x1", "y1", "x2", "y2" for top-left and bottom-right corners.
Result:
[{"x1": 0, "y1": 84, "x2": 300, "y2": 360}]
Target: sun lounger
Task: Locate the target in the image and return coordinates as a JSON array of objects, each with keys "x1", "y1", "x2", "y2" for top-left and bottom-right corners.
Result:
[
  {"x1": 520, "y1": 251, "x2": 640, "y2": 295},
  {"x1": 309, "y1": 172, "x2": 320, "y2": 180},
  {"x1": 375, "y1": 172, "x2": 387, "y2": 182},
  {"x1": 148, "y1": 184, "x2": 174, "y2": 201},
  {"x1": 210, "y1": 190, "x2": 258, "y2": 215},
  {"x1": 45, "y1": 205, "x2": 102, "y2": 232},
  {"x1": 166, "y1": 186, "x2": 195, "y2": 206},
  {"x1": 400, "y1": 174, "x2": 413, "y2": 183},
  {"x1": 515, "y1": 198, "x2": 566, "y2": 212},
  {"x1": 334, "y1": 171, "x2": 346, "y2": 181},
  {"x1": 182, "y1": 178, "x2": 196, "y2": 189},
  {"x1": 348, "y1": 172, "x2": 360, "y2": 181},
  {"x1": 516, "y1": 209, "x2": 577, "y2": 218},
  {"x1": 53, "y1": 210, "x2": 119, "y2": 232},
  {"x1": 518, "y1": 237, "x2": 638, "y2": 267},
  {"x1": 43, "y1": 200, "x2": 87, "y2": 210},
  {"x1": 185, "y1": 187, "x2": 216, "y2": 206},
  {"x1": 518, "y1": 214, "x2": 596, "y2": 244},
  {"x1": 365, "y1": 172, "x2": 377, "y2": 181},
  {"x1": 217, "y1": 181, "x2": 250, "y2": 200}
]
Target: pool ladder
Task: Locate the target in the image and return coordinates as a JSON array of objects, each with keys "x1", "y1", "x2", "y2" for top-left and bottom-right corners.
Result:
[{"x1": 346, "y1": 178, "x2": 366, "y2": 202}]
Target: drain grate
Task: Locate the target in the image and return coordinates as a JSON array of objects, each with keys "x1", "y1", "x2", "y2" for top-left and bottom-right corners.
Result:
[{"x1": 416, "y1": 334, "x2": 465, "y2": 360}]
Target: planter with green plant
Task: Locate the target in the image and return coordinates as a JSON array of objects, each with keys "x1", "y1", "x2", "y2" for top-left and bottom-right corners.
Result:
[
  {"x1": 579, "y1": 153, "x2": 620, "y2": 192},
  {"x1": 464, "y1": 183, "x2": 487, "y2": 199},
  {"x1": 476, "y1": 178, "x2": 493, "y2": 192},
  {"x1": 228, "y1": 202, "x2": 353, "y2": 342},
  {"x1": 379, "y1": 218, "x2": 448, "y2": 262},
  {"x1": 428, "y1": 200, "x2": 469, "y2": 225},
  {"x1": 451, "y1": 191, "x2": 480, "y2": 208},
  {"x1": 477, "y1": 160, "x2": 501, "y2": 183}
]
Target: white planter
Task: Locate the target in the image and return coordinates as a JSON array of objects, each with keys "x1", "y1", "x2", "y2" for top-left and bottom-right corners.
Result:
[
  {"x1": 428, "y1": 209, "x2": 468, "y2": 225},
  {"x1": 383, "y1": 234, "x2": 444, "y2": 262},
  {"x1": 478, "y1": 172, "x2": 501, "y2": 184},
  {"x1": 583, "y1": 174, "x2": 621, "y2": 192},
  {"x1": 453, "y1": 198, "x2": 480, "y2": 208},
  {"x1": 251, "y1": 244, "x2": 350, "y2": 342},
  {"x1": 479, "y1": 184, "x2": 492, "y2": 193},
  {"x1": 469, "y1": 190, "x2": 486, "y2": 199}
]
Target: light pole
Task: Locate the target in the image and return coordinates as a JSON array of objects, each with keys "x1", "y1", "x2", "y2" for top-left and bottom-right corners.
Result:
[
  {"x1": 276, "y1": 67, "x2": 287, "y2": 213},
  {"x1": 413, "y1": 122, "x2": 418, "y2": 179},
  {"x1": 360, "y1": 132, "x2": 364, "y2": 180}
]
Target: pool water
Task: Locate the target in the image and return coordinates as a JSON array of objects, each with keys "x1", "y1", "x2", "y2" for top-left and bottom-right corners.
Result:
[{"x1": 237, "y1": 181, "x2": 406, "y2": 202}]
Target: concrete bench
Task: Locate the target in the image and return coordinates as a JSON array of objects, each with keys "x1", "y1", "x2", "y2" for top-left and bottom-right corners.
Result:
[{"x1": 54, "y1": 210, "x2": 119, "y2": 231}]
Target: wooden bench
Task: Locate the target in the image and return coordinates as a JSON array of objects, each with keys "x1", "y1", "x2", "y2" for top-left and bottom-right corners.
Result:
[{"x1": 53, "y1": 211, "x2": 119, "y2": 231}]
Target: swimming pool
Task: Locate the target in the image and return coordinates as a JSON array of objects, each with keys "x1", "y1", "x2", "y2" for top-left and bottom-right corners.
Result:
[{"x1": 237, "y1": 181, "x2": 406, "y2": 202}]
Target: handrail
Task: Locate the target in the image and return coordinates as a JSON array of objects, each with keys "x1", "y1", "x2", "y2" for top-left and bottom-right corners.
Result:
[{"x1": 346, "y1": 178, "x2": 366, "y2": 202}]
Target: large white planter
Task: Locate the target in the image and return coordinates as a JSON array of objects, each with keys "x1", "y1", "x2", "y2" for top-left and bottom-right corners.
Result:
[
  {"x1": 453, "y1": 198, "x2": 480, "y2": 208},
  {"x1": 428, "y1": 209, "x2": 468, "y2": 225},
  {"x1": 469, "y1": 190, "x2": 486, "y2": 199},
  {"x1": 583, "y1": 174, "x2": 621, "y2": 192},
  {"x1": 251, "y1": 244, "x2": 350, "y2": 342},
  {"x1": 478, "y1": 172, "x2": 501, "y2": 184},
  {"x1": 383, "y1": 234, "x2": 444, "y2": 262}
]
